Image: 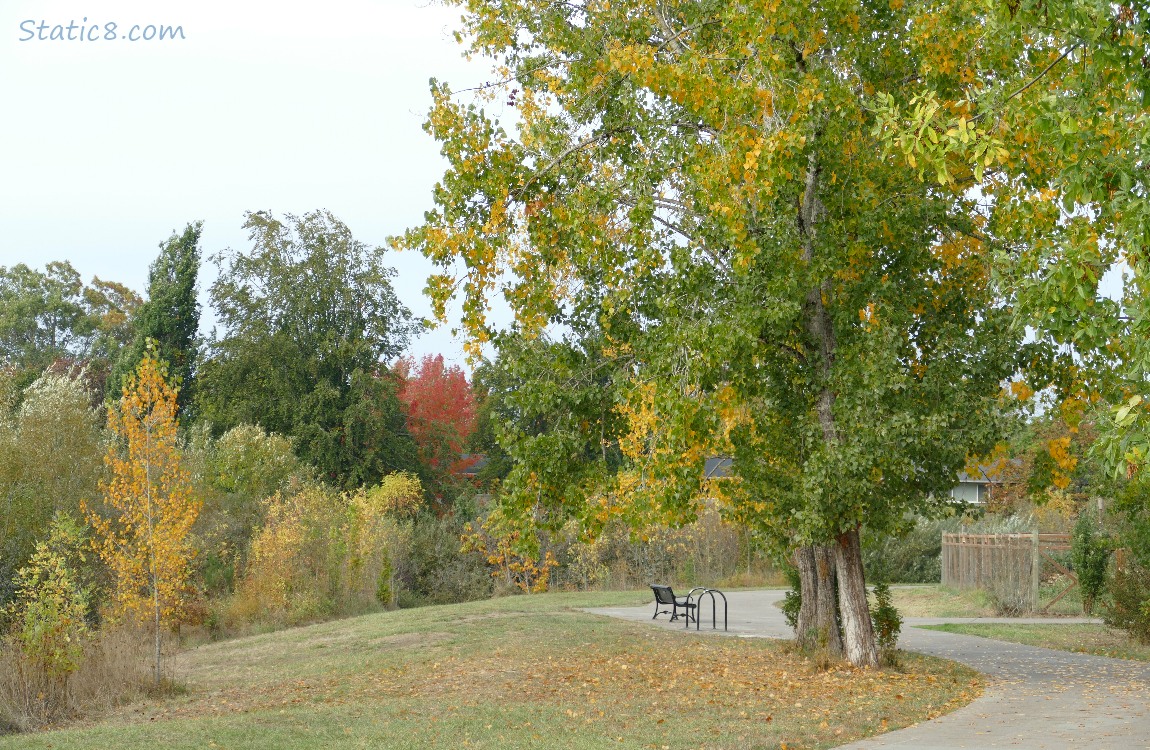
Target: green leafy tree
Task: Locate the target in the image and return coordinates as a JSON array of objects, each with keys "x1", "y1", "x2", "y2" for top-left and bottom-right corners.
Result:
[
  {"x1": 0, "y1": 262, "x2": 141, "y2": 398},
  {"x1": 0, "y1": 372, "x2": 104, "y2": 610},
  {"x1": 81, "y1": 278, "x2": 144, "y2": 397},
  {"x1": 198, "y1": 211, "x2": 420, "y2": 488},
  {"x1": 397, "y1": 0, "x2": 1021, "y2": 664},
  {"x1": 871, "y1": 0, "x2": 1150, "y2": 480},
  {"x1": 111, "y1": 223, "x2": 203, "y2": 418},
  {"x1": 476, "y1": 331, "x2": 626, "y2": 530},
  {"x1": 0, "y1": 261, "x2": 91, "y2": 376},
  {"x1": 466, "y1": 360, "x2": 515, "y2": 487}
]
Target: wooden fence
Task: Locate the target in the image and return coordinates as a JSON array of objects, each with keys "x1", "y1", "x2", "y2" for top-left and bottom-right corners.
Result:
[{"x1": 941, "y1": 532, "x2": 1073, "y2": 612}]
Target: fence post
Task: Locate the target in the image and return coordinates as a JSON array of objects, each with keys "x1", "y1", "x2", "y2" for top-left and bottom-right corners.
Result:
[
  {"x1": 1030, "y1": 530, "x2": 1040, "y2": 612},
  {"x1": 941, "y1": 533, "x2": 948, "y2": 586}
]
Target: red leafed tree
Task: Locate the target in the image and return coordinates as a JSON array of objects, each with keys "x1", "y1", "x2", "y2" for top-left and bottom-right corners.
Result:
[{"x1": 395, "y1": 354, "x2": 478, "y2": 482}]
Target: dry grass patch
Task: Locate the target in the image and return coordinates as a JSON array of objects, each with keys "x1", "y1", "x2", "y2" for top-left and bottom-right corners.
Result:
[
  {"x1": 889, "y1": 583, "x2": 1089, "y2": 619},
  {"x1": 402, "y1": 623, "x2": 981, "y2": 748},
  {"x1": 0, "y1": 625, "x2": 160, "y2": 732},
  {"x1": 889, "y1": 586, "x2": 996, "y2": 618}
]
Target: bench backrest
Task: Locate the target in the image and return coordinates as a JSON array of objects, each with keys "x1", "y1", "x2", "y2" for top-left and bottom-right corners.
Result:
[{"x1": 650, "y1": 584, "x2": 676, "y2": 605}]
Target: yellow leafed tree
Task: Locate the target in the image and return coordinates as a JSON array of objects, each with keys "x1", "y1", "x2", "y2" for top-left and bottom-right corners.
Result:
[{"x1": 86, "y1": 350, "x2": 200, "y2": 684}]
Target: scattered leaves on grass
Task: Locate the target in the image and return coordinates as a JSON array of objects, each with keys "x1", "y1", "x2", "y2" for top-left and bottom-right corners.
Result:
[{"x1": 101, "y1": 603, "x2": 981, "y2": 750}]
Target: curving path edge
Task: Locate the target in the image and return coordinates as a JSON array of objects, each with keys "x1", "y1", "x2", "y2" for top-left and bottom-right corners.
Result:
[{"x1": 588, "y1": 590, "x2": 1150, "y2": 749}]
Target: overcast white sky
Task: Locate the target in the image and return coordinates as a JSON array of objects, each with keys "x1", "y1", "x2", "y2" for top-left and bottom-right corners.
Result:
[
  {"x1": 3, "y1": 2, "x2": 1129, "y2": 375},
  {"x1": 0, "y1": 0, "x2": 495, "y2": 367}
]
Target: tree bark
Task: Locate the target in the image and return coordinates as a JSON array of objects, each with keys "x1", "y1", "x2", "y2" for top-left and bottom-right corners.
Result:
[
  {"x1": 835, "y1": 526, "x2": 878, "y2": 667},
  {"x1": 814, "y1": 544, "x2": 843, "y2": 658},
  {"x1": 794, "y1": 545, "x2": 818, "y2": 648},
  {"x1": 794, "y1": 544, "x2": 842, "y2": 658}
]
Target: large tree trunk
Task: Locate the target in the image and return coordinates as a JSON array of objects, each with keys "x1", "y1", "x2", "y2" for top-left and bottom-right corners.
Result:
[
  {"x1": 795, "y1": 545, "x2": 818, "y2": 649},
  {"x1": 835, "y1": 526, "x2": 878, "y2": 667},
  {"x1": 794, "y1": 544, "x2": 843, "y2": 658},
  {"x1": 815, "y1": 544, "x2": 843, "y2": 657}
]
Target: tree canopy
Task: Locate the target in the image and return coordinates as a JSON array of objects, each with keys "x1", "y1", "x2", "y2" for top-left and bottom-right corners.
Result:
[
  {"x1": 871, "y1": 0, "x2": 1150, "y2": 478},
  {"x1": 398, "y1": 0, "x2": 1024, "y2": 664},
  {"x1": 396, "y1": 353, "x2": 478, "y2": 501},
  {"x1": 199, "y1": 210, "x2": 421, "y2": 487},
  {"x1": 0, "y1": 261, "x2": 140, "y2": 393}
]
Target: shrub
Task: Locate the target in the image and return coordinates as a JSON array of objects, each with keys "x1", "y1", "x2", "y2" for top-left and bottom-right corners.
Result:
[
  {"x1": 461, "y1": 509, "x2": 558, "y2": 595},
  {"x1": 1104, "y1": 563, "x2": 1150, "y2": 644},
  {"x1": 345, "y1": 476, "x2": 420, "y2": 609},
  {"x1": 229, "y1": 488, "x2": 328, "y2": 625},
  {"x1": 781, "y1": 565, "x2": 801, "y2": 632},
  {"x1": 1071, "y1": 507, "x2": 1111, "y2": 615},
  {"x1": 0, "y1": 518, "x2": 91, "y2": 728},
  {"x1": 547, "y1": 509, "x2": 776, "y2": 591},
  {"x1": 565, "y1": 536, "x2": 611, "y2": 590},
  {"x1": 226, "y1": 474, "x2": 425, "y2": 629},
  {"x1": 869, "y1": 582, "x2": 903, "y2": 667},
  {"x1": 395, "y1": 513, "x2": 492, "y2": 607},
  {"x1": 985, "y1": 566, "x2": 1033, "y2": 616},
  {"x1": 0, "y1": 371, "x2": 103, "y2": 611},
  {"x1": 187, "y1": 423, "x2": 311, "y2": 598}
]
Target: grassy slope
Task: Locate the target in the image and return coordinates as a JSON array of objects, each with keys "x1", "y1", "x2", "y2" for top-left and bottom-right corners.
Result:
[
  {"x1": 5, "y1": 592, "x2": 982, "y2": 750},
  {"x1": 921, "y1": 623, "x2": 1150, "y2": 662}
]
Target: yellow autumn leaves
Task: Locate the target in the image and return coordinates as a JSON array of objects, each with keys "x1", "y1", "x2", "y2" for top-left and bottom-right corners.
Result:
[{"x1": 85, "y1": 352, "x2": 199, "y2": 631}]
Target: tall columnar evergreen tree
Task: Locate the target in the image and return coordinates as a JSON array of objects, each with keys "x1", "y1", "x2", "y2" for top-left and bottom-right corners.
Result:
[
  {"x1": 397, "y1": 0, "x2": 1022, "y2": 665},
  {"x1": 198, "y1": 211, "x2": 420, "y2": 488},
  {"x1": 112, "y1": 222, "x2": 203, "y2": 418}
]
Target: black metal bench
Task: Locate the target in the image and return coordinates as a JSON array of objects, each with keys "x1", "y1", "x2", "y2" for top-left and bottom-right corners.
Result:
[{"x1": 650, "y1": 584, "x2": 696, "y2": 623}]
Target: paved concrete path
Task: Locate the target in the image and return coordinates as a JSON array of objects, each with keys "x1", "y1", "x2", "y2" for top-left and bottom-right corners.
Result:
[{"x1": 588, "y1": 590, "x2": 1150, "y2": 749}]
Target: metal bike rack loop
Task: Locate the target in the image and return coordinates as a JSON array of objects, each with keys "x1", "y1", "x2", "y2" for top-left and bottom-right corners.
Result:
[{"x1": 685, "y1": 587, "x2": 727, "y2": 631}]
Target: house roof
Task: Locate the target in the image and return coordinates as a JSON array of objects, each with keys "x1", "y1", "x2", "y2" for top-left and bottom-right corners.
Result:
[{"x1": 457, "y1": 454, "x2": 488, "y2": 476}]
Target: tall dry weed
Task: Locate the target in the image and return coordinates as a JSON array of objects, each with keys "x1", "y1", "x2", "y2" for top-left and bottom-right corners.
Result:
[{"x1": 0, "y1": 624, "x2": 155, "y2": 732}]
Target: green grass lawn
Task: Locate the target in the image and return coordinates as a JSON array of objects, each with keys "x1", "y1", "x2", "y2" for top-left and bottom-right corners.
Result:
[
  {"x1": 3, "y1": 591, "x2": 982, "y2": 750},
  {"x1": 920, "y1": 622, "x2": 1150, "y2": 662}
]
